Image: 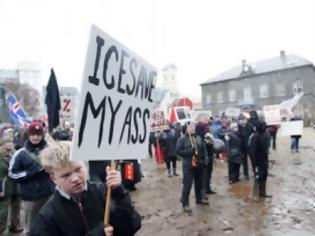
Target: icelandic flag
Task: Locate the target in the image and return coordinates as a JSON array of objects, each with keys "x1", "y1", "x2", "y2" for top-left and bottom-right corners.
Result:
[{"x1": 7, "y1": 95, "x2": 32, "y2": 126}]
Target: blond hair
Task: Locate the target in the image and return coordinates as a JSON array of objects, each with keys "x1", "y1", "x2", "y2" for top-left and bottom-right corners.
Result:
[{"x1": 40, "y1": 141, "x2": 73, "y2": 174}]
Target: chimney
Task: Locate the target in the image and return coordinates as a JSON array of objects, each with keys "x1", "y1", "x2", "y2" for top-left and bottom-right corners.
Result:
[{"x1": 280, "y1": 50, "x2": 286, "y2": 59}]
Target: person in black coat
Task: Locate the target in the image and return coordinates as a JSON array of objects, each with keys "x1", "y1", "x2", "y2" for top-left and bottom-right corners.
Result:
[
  {"x1": 176, "y1": 122, "x2": 209, "y2": 213},
  {"x1": 148, "y1": 132, "x2": 155, "y2": 159},
  {"x1": 204, "y1": 133, "x2": 216, "y2": 194},
  {"x1": 9, "y1": 122, "x2": 54, "y2": 235},
  {"x1": 249, "y1": 120, "x2": 271, "y2": 198},
  {"x1": 195, "y1": 114, "x2": 216, "y2": 197},
  {"x1": 162, "y1": 125, "x2": 179, "y2": 177},
  {"x1": 242, "y1": 110, "x2": 259, "y2": 177},
  {"x1": 225, "y1": 123, "x2": 244, "y2": 184},
  {"x1": 30, "y1": 142, "x2": 141, "y2": 236},
  {"x1": 238, "y1": 113, "x2": 253, "y2": 179}
]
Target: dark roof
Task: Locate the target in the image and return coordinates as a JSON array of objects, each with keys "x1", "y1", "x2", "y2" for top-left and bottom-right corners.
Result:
[{"x1": 201, "y1": 54, "x2": 313, "y2": 85}]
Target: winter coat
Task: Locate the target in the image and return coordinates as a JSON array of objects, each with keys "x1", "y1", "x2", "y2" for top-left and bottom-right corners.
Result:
[
  {"x1": 217, "y1": 127, "x2": 231, "y2": 142},
  {"x1": 0, "y1": 147, "x2": 20, "y2": 198},
  {"x1": 267, "y1": 125, "x2": 278, "y2": 135},
  {"x1": 195, "y1": 122, "x2": 213, "y2": 164},
  {"x1": 163, "y1": 128, "x2": 178, "y2": 159},
  {"x1": 240, "y1": 122, "x2": 255, "y2": 152},
  {"x1": 88, "y1": 160, "x2": 111, "y2": 183},
  {"x1": 248, "y1": 128, "x2": 270, "y2": 168},
  {"x1": 8, "y1": 139, "x2": 54, "y2": 201},
  {"x1": 52, "y1": 129, "x2": 73, "y2": 141},
  {"x1": 205, "y1": 142, "x2": 214, "y2": 162},
  {"x1": 211, "y1": 121, "x2": 221, "y2": 139},
  {"x1": 226, "y1": 132, "x2": 243, "y2": 164},
  {"x1": 176, "y1": 132, "x2": 207, "y2": 168},
  {"x1": 30, "y1": 182, "x2": 141, "y2": 236}
]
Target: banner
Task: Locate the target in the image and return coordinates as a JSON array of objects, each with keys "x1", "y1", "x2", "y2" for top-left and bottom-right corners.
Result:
[
  {"x1": 225, "y1": 108, "x2": 241, "y2": 117},
  {"x1": 280, "y1": 120, "x2": 303, "y2": 136},
  {"x1": 263, "y1": 105, "x2": 281, "y2": 125},
  {"x1": 71, "y1": 25, "x2": 157, "y2": 161}
]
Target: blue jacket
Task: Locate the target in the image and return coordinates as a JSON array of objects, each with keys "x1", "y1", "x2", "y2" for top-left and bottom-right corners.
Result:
[{"x1": 8, "y1": 139, "x2": 54, "y2": 200}]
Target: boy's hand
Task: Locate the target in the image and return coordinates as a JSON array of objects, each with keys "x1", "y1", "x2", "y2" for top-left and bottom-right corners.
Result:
[
  {"x1": 104, "y1": 225, "x2": 113, "y2": 236},
  {"x1": 106, "y1": 166, "x2": 121, "y2": 189}
]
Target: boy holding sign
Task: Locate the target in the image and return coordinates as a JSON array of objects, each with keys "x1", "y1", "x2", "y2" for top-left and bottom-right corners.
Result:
[{"x1": 30, "y1": 142, "x2": 141, "y2": 236}]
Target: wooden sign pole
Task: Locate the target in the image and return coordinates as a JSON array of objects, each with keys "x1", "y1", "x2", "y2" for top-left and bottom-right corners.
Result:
[{"x1": 104, "y1": 160, "x2": 116, "y2": 226}]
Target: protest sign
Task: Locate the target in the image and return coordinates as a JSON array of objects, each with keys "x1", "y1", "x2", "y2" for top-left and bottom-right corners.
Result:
[
  {"x1": 263, "y1": 105, "x2": 281, "y2": 125},
  {"x1": 225, "y1": 108, "x2": 241, "y2": 118},
  {"x1": 60, "y1": 96, "x2": 75, "y2": 120},
  {"x1": 71, "y1": 25, "x2": 157, "y2": 161},
  {"x1": 151, "y1": 111, "x2": 168, "y2": 132},
  {"x1": 280, "y1": 120, "x2": 303, "y2": 136}
]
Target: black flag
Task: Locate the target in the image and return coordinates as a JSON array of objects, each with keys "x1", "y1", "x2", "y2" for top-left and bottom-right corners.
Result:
[{"x1": 45, "y1": 68, "x2": 61, "y2": 132}]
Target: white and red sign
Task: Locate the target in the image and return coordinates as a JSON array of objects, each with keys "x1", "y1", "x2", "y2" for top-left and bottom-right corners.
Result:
[
  {"x1": 263, "y1": 105, "x2": 281, "y2": 125},
  {"x1": 151, "y1": 111, "x2": 168, "y2": 132},
  {"x1": 225, "y1": 108, "x2": 241, "y2": 118},
  {"x1": 60, "y1": 96, "x2": 75, "y2": 120}
]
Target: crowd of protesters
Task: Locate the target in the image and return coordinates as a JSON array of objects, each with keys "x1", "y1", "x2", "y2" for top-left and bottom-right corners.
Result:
[
  {"x1": 0, "y1": 109, "x2": 304, "y2": 234},
  {"x1": 149, "y1": 110, "x2": 288, "y2": 212}
]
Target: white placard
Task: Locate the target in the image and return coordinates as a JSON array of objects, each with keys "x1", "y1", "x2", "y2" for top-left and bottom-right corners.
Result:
[
  {"x1": 225, "y1": 108, "x2": 241, "y2": 117},
  {"x1": 151, "y1": 111, "x2": 167, "y2": 132},
  {"x1": 71, "y1": 25, "x2": 157, "y2": 160},
  {"x1": 60, "y1": 96, "x2": 75, "y2": 120},
  {"x1": 263, "y1": 105, "x2": 281, "y2": 125},
  {"x1": 280, "y1": 121, "x2": 303, "y2": 136}
]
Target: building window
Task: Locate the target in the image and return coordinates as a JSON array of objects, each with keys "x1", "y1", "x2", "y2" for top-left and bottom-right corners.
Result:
[
  {"x1": 243, "y1": 87, "x2": 252, "y2": 102},
  {"x1": 229, "y1": 89, "x2": 236, "y2": 102},
  {"x1": 276, "y1": 85, "x2": 286, "y2": 97},
  {"x1": 293, "y1": 80, "x2": 303, "y2": 95},
  {"x1": 206, "y1": 95, "x2": 212, "y2": 104},
  {"x1": 260, "y1": 85, "x2": 269, "y2": 98},
  {"x1": 217, "y1": 91, "x2": 224, "y2": 104}
]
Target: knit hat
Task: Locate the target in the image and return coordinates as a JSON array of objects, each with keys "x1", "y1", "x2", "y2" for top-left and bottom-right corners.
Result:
[{"x1": 28, "y1": 122, "x2": 44, "y2": 136}]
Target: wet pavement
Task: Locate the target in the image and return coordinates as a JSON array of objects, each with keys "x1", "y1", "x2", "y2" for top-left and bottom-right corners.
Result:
[
  {"x1": 132, "y1": 128, "x2": 315, "y2": 236},
  {"x1": 3, "y1": 128, "x2": 315, "y2": 236}
]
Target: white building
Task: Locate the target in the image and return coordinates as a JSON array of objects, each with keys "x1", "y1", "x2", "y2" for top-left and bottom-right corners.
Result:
[
  {"x1": 0, "y1": 62, "x2": 42, "y2": 93},
  {"x1": 16, "y1": 62, "x2": 42, "y2": 93},
  {"x1": 155, "y1": 64, "x2": 181, "y2": 118}
]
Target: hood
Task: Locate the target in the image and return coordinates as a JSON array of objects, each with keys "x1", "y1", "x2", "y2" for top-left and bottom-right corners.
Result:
[{"x1": 256, "y1": 120, "x2": 267, "y2": 134}]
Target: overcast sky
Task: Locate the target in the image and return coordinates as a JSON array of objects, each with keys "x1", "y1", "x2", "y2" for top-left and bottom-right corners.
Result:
[{"x1": 0, "y1": 0, "x2": 314, "y2": 101}]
